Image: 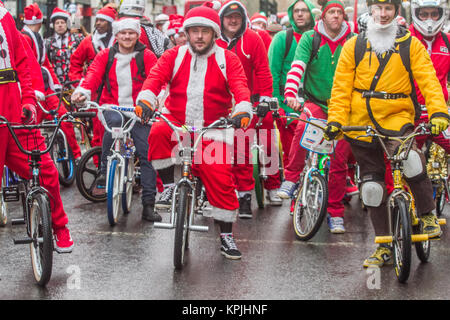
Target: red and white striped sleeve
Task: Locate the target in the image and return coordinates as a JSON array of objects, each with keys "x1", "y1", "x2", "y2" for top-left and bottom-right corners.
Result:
[{"x1": 284, "y1": 59, "x2": 306, "y2": 99}]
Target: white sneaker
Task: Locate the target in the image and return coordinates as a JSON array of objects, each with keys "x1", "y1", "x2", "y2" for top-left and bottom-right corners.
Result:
[
  {"x1": 267, "y1": 189, "x2": 282, "y2": 206},
  {"x1": 277, "y1": 181, "x2": 296, "y2": 199},
  {"x1": 327, "y1": 215, "x2": 346, "y2": 234}
]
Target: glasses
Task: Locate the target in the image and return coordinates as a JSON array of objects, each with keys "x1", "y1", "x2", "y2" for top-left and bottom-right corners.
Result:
[
  {"x1": 293, "y1": 8, "x2": 310, "y2": 14},
  {"x1": 418, "y1": 10, "x2": 440, "y2": 19}
]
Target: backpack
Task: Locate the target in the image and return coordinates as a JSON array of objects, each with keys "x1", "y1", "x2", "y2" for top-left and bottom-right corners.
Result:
[{"x1": 96, "y1": 42, "x2": 148, "y2": 102}]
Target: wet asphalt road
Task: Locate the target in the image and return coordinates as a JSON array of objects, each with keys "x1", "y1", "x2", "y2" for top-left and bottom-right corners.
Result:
[{"x1": 0, "y1": 183, "x2": 450, "y2": 300}]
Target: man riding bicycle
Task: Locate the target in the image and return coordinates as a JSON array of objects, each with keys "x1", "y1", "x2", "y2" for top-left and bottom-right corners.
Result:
[
  {"x1": 325, "y1": 0, "x2": 449, "y2": 267},
  {"x1": 71, "y1": 18, "x2": 160, "y2": 222},
  {"x1": 135, "y1": 3, "x2": 253, "y2": 260}
]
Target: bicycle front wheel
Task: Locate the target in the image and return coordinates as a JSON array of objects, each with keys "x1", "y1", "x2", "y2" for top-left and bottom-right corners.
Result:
[
  {"x1": 174, "y1": 183, "x2": 191, "y2": 270},
  {"x1": 293, "y1": 170, "x2": 328, "y2": 241},
  {"x1": 28, "y1": 192, "x2": 53, "y2": 286},
  {"x1": 76, "y1": 146, "x2": 106, "y2": 202},
  {"x1": 107, "y1": 159, "x2": 121, "y2": 226},
  {"x1": 391, "y1": 196, "x2": 412, "y2": 283},
  {"x1": 0, "y1": 170, "x2": 7, "y2": 227},
  {"x1": 122, "y1": 157, "x2": 135, "y2": 214},
  {"x1": 252, "y1": 148, "x2": 265, "y2": 209}
]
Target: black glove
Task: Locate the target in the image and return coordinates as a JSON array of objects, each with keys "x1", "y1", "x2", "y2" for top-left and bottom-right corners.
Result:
[
  {"x1": 135, "y1": 100, "x2": 155, "y2": 123},
  {"x1": 323, "y1": 124, "x2": 341, "y2": 141},
  {"x1": 231, "y1": 112, "x2": 251, "y2": 129},
  {"x1": 256, "y1": 102, "x2": 270, "y2": 118}
]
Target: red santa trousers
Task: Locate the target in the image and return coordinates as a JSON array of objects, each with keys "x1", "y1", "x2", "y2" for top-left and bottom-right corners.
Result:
[
  {"x1": 0, "y1": 128, "x2": 69, "y2": 229},
  {"x1": 148, "y1": 116, "x2": 239, "y2": 222}
]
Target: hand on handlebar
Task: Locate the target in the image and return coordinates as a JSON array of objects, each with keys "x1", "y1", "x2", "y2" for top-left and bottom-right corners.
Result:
[
  {"x1": 285, "y1": 97, "x2": 303, "y2": 112},
  {"x1": 71, "y1": 92, "x2": 87, "y2": 105},
  {"x1": 323, "y1": 124, "x2": 342, "y2": 141},
  {"x1": 430, "y1": 117, "x2": 449, "y2": 136},
  {"x1": 21, "y1": 104, "x2": 37, "y2": 125},
  {"x1": 231, "y1": 112, "x2": 251, "y2": 129},
  {"x1": 135, "y1": 99, "x2": 155, "y2": 123}
]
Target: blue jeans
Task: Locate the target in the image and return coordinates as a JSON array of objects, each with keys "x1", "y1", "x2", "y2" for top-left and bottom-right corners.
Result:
[{"x1": 100, "y1": 110, "x2": 156, "y2": 205}]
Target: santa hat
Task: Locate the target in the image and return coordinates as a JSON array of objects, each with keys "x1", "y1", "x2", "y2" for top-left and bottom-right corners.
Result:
[
  {"x1": 183, "y1": 2, "x2": 221, "y2": 37},
  {"x1": 250, "y1": 13, "x2": 267, "y2": 27},
  {"x1": 312, "y1": 0, "x2": 353, "y2": 19},
  {"x1": 155, "y1": 13, "x2": 169, "y2": 24},
  {"x1": 96, "y1": 6, "x2": 117, "y2": 23},
  {"x1": 23, "y1": 3, "x2": 43, "y2": 25},
  {"x1": 166, "y1": 14, "x2": 184, "y2": 37},
  {"x1": 112, "y1": 17, "x2": 141, "y2": 36},
  {"x1": 50, "y1": 7, "x2": 70, "y2": 22}
]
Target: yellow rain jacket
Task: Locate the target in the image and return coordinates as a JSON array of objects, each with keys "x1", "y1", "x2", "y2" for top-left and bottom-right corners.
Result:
[{"x1": 327, "y1": 29, "x2": 449, "y2": 144}]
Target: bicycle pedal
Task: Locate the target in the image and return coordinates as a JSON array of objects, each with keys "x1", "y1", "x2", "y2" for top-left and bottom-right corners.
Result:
[
  {"x1": 2, "y1": 186, "x2": 20, "y2": 202},
  {"x1": 11, "y1": 218, "x2": 25, "y2": 225},
  {"x1": 438, "y1": 218, "x2": 446, "y2": 225},
  {"x1": 13, "y1": 237, "x2": 33, "y2": 245}
]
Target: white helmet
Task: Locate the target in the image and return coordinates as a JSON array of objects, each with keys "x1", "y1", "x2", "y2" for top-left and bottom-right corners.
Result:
[
  {"x1": 411, "y1": 0, "x2": 447, "y2": 36},
  {"x1": 119, "y1": 0, "x2": 145, "y2": 17}
]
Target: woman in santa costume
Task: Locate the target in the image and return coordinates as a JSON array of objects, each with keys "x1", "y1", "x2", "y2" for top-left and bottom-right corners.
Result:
[
  {"x1": 0, "y1": 4, "x2": 73, "y2": 252},
  {"x1": 135, "y1": 2, "x2": 253, "y2": 260},
  {"x1": 22, "y1": 3, "x2": 82, "y2": 162},
  {"x1": 71, "y1": 18, "x2": 159, "y2": 222}
]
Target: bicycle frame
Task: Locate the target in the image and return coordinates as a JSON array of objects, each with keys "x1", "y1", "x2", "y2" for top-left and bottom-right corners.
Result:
[{"x1": 152, "y1": 112, "x2": 232, "y2": 233}]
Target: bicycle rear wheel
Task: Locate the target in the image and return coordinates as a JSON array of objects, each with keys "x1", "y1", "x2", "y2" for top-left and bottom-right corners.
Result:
[
  {"x1": 174, "y1": 183, "x2": 191, "y2": 270},
  {"x1": 107, "y1": 159, "x2": 121, "y2": 226},
  {"x1": 28, "y1": 192, "x2": 53, "y2": 286},
  {"x1": 0, "y1": 170, "x2": 7, "y2": 227},
  {"x1": 50, "y1": 131, "x2": 75, "y2": 187},
  {"x1": 434, "y1": 183, "x2": 446, "y2": 217},
  {"x1": 76, "y1": 146, "x2": 106, "y2": 202},
  {"x1": 293, "y1": 170, "x2": 328, "y2": 241},
  {"x1": 391, "y1": 197, "x2": 412, "y2": 283},
  {"x1": 122, "y1": 157, "x2": 135, "y2": 214}
]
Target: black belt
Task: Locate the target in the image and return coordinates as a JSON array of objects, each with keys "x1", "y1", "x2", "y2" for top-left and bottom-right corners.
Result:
[
  {"x1": 355, "y1": 88, "x2": 408, "y2": 100},
  {"x1": 0, "y1": 68, "x2": 18, "y2": 84}
]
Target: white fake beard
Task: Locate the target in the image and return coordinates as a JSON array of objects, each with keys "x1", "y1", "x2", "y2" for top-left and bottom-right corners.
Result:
[{"x1": 366, "y1": 16, "x2": 398, "y2": 55}]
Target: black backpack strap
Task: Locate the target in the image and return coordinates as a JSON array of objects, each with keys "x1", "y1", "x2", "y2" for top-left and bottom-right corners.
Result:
[
  {"x1": 309, "y1": 30, "x2": 322, "y2": 63},
  {"x1": 284, "y1": 28, "x2": 294, "y2": 59},
  {"x1": 104, "y1": 45, "x2": 117, "y2": 93},
  {"x1": 398, "y1": 36, "x2": 421, "y2": 120},
  {"x1": 354, "y1": 32, "x2": 368, "y2": 69}
]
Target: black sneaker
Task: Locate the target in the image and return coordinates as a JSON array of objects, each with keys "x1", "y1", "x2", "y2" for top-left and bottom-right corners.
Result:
[
  {"x1": 142, "y1": 203, "x2": 162, "y2": 222},
  {"x1": 220, "y1": 234, "x2": 242, "y2": 260},
  {"x1": 155, "y1": 185, "x2": 175, "y2": 209},
  {"x1": 238, "y1": 194, "x2": 252, "y2": 219}
]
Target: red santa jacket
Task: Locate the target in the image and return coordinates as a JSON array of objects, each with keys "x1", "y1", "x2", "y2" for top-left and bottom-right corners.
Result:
[
  {"x1": 137, "y1": 44, "x2": 252, "y2": 135},
  {"x1": 410, "y1": 26, "x2": 450, "y2": 106},
  {"x1": 255, "y1": 29, "x2": 272, "y2": 52},
  {"x1": 74, "y1": 42, "x2": 157, "y2": 109},
  {"x1": 216, "y1": 1, "x2": 273, "y2": 101},
  {"x1": 21, "y1": 25, "x2": 61, "y2": 91},
  {"x1": 69, "y1": 32, "x2": 115, "y2": 82},
  {"x1": 0, "y1": 7, "x2": 35, "y2": 121}
]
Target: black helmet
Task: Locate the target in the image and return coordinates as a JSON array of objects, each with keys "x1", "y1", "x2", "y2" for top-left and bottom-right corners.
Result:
[{"x1": 366, "y1": 0, "x2": 402, "y2": 6}]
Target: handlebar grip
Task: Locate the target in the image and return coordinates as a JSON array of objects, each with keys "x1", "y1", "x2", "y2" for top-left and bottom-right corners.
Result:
[
  {"x1": 72, "y1": 112, "x2": 97, "y2": 118},
  {"x1": 341, "y1": 126, "x2": 368, "y2": 132}
]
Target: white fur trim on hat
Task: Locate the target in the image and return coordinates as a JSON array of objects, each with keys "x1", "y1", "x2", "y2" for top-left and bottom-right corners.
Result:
[
  {"x1": 112, "y1": 18, "x2": 141, "y2": 36},
  {"x1": 183, "y1": 16, "x2": 221, "y2": 36},
  {"x1": 251, "y1": 17, "x2": 267, "y2": 25},
  {"x1": 23, "y1": 17, "x2": 43, "y2": 24},
  {"x1": 96, "y1": 13, "x2": 115, "y2": 23}
]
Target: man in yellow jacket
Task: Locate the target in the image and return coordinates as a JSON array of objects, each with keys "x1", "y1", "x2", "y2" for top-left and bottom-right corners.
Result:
[{"x1": 324, "y1": 0, "x2": 449, "y2": 268}]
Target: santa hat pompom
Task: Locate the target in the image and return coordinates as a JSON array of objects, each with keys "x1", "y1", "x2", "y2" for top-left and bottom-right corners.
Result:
[
  {"x1": 344, "y1": 6, "x2": 354, "y2": 14},
  {"x1": 401, "y1": 0, "x2": 410, "y2": 9},
  {"x1": 311, "y1": 8, "x2": 322, "y2": 16}
]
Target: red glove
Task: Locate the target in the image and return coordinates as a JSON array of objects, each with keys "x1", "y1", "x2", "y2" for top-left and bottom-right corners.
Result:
[{"x1": 21, "y1": 104, "x2": 37, "y2": 125}]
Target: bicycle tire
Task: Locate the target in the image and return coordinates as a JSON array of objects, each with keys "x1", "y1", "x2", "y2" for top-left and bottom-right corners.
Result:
[
  {"x1": 414, "y1": 222, "x2": 431, "y2": 263},
  {"x1": 174, "y1": 183, "x2": 191, "y2": 270},
  {"x1": 75, "y1": 146, "x2": 106, "y2": 203},
  {"x1": 391, "y1": 196, "x2": 412, "y2": 283},
  {"x1": 0, "y1": 171, "x2": 7, "y2": 227},
  {"x1": 122, "y1": 156, "x2": 135, "y2": 214},
  {"x1": 252, "y1": 148, "x2": 265, "y2": 209},
  {"x1": 107, "y1": 159, "x2": 121, "y2": 226},
  {"x1": 50, "y1": 131, "x2": 75, "y2": 187},
  {"x1": 435, "y1": 184, "x2": 446, "y2": 217},
  {"x1": 28, "y1": 191, "x2": 53, "y2": 286},
  {"x1": 293, "y1": 170, "x2": 328, "y2": 241}
]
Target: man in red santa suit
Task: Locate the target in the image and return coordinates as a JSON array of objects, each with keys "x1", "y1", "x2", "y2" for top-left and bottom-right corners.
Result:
[
  {"x1": 0, "y1": 4, "x2": 73, "y2": 252},
  {"x1": 71, "y1": 17, "x2": 160, "y2": 222},
  {"x1": 250, "y1": 12, "x2": 272, "y2": 51},
  {"x1": 135, "y1": 2, "x2": 253, "y2": 259},
  {"x1": 69, "y1": 5, "x2": 117, "y2": 149},
  {"x1": 21, "y1": 3, "x2": 82, "y2": 163},
  {"x1": 216, "y1": 0, "x2": 282, "y2": 219}
]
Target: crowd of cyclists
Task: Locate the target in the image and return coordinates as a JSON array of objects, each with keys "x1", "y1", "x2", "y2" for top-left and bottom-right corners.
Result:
[{"x1": 0, "y1": 0, "x2": 449, "y2": 271}]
